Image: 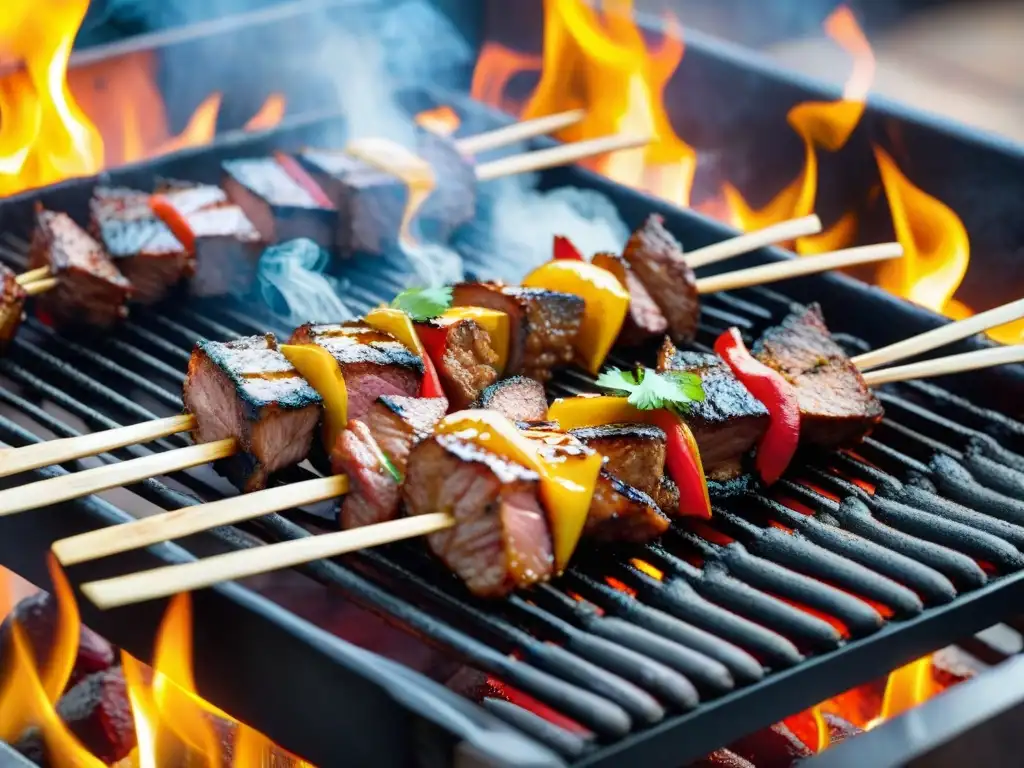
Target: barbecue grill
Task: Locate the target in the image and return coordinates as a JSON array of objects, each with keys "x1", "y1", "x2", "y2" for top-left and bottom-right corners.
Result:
[{"x1": 4, "y1": 3, "x2": 1024, "y2": 766}]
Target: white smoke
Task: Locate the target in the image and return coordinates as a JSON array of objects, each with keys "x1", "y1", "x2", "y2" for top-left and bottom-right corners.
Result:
[{"x1": 256, "y1": 238, "x2": 354, "y2": 325}]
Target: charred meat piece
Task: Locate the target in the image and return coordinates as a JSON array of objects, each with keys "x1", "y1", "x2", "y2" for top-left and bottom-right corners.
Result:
[
  {"x1": 0, "y1": 263, "x2": 26, "y2": 350},
  {"x1": 182, "y1": 333, "x2": 321, "y2": 492},
  {"x1": 156, "y1": 182, "x2": 228, "y2": 215},
  {"x1": 89, "y1": 186, "x2": 192, "y2": 303},
  {"x1": 652, "y1": 474, "x2": 680, "y2": 517},
  {"x1": 404, "y1": 434, "x2": 554, "y2": 597},
  {"x1": 624, "y1": 214, "x2": 700, "y2": 343},
  {"x1": 586, "y1": 472, "x2": 671, "y2": 541},
  {"x1": 592, "y1": 250, "x2": 668, "y2": 346},
  {"x1": 296, "y1": 131, "x2": 476, "y2": 257},
  {"x1": 186, "y1": 206, "x2": 265, "y2": 298},
  {"x1": 290, "y1": 323, "x2": 424, "y2": 421},
  {"x1": 452, "y1": 283, "x2": 584, "y2": 381},
  {"x1": 29, "y1": 208, "x2": 132, "y2": 328},
  {"x1": 419, "y1": 317, "x2": 498, "y2": 409},
  {"x1": 331, "y1": 395, "x2": 448, "y2": 529},
  {"x1": 659, "y1": 339, "x2": 770, "y2": 481},
  {"x1": 753, "y1": 303, "x2": 884, "y2": 447},
  {"x1": 474, "y1": 376, "x2": 549, "y2": 422},
  {"x1": 569, "y1": 423, "x2": 666, "y2": 500},
  {"x1": 222, "y1": 157, "x2": 335, "y2": 248}
]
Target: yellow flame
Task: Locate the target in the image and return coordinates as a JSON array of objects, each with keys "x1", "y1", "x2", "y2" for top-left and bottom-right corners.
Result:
[
  {"x1": 811, "y1": 705, "x2": 829, "y2": 752},
  {"x1": 630, "y1": 559, "x2": 664, "y2": 580},
  {"x1": 867, "y1": 656, "x2": 935, "y2": 727}
]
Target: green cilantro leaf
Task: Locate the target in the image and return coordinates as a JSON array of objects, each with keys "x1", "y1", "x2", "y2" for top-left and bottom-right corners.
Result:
[
  {"x1": 390, "y1": 286, "x2": 453, "y2": 321},
  {"x1": 380, "y1": 451, "x2": 403, "y2": 484},
  {"x1": 594, "y1": 366, "x2": 704, "y2": 413}
]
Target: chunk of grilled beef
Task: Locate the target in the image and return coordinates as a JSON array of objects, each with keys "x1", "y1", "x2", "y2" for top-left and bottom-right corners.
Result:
[
  {"x1": 156, "y1": 183, "x2": 228, "y2": 215},
  {"x1": 569, "y1": 423, "x2": 666, "y2": 500},
  {"x1": 331, "y1": 395, "x2": 448, "y2": 529},
  {"x1": 623, "y1": 214, "x2": 699, "y2": 343},
  {"x1": 527, "y1": 428, "x2": 670, "y2": 541},
  {"x1": 186, "y1": 205, "x2": 266, "y2": 298},
  {"x1": 289, "y1": 323, "x2": 424, "y2": 421},
  {"x1": 404, "y1": 435, "x2": 554, "y2": 597},
  {"x1": 29, "y1": 208, "x2": 133, "y2": 328},
  {"x1": 0, "y1": 264, "x2": 26, "y2": 350},
  {"x1": 587, "y1": 472, "x2": 670, "y2": 542},
  {"x1": 89, "y1": 186, "x2": 192, "y2": 303},
  {"x1": 296, "y1": 131, "x2": 476, "y2": 258},
  {"x1": 418, "y1": 317, "x2": 498, "y2": 409},
  {"x1": 182, "y1": 333, "x2": 321, "y2": 492},
  {"x1": 659, "y1": 339, "x2": 770, "y2": 481},
  {"x1": 591, "y1": 250, "x2": 668, "y2": 346},
  {"x1": 222, "y1": 157, "x2": 335, "y2": 248},
  {"x1": 753, "y1": 303, "x2": 884, "y2": 448},
  {"x1": 652, "y1": 475, "x2": 680, "y2": 517},
  {"x1": 452, "y1": 283, "x2": 584, "y2": 381},
  {"x1": 473, "y1": 376, "x2": 548, "y2": 422}
]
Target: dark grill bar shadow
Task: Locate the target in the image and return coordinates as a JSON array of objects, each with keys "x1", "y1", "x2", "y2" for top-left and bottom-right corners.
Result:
[{"x1": 1, "y1": 90, "x2": 1024, "y2": 767}]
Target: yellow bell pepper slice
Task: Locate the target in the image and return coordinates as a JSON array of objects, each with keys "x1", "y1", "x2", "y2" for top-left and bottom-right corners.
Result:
[
  {"x1": 279, "y1": 343, "x2": 348, "y2": 451},
  {"x1": 521, "y1": 260, "x2": 630, "y2": 375},
  {"x1": 436, "y1": 410, "x2": 601, "y2": 572},
  {"x1": 439, "y1": 307, "x2": 510, "y2": 374},
  {"x1": 547, "y1": 395, "x2": 644, "y2": 431},
  {"x1": 364, "y1": 307, "x2": 426, "y2": 356}
]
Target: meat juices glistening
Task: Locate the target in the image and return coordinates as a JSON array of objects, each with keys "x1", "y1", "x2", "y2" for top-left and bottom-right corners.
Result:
[
  {"x1": 182, "y1": 334, "x2": 322, "y2": 492},
  {"x1": 753, "y1": 303, "x2": 884, "y2": 448},
  {"x1": 29, "y1": 208, "x2": 133, "y2": 328},
  {"x1": 419, "y1": 317, "x2": 499, "y2": 409},
  {"x1": 452, "y1": 283, "x2": 585, "y2": 381},
  {"x1": 658, "y1": 340, "x2": 771, "y2": 482}
]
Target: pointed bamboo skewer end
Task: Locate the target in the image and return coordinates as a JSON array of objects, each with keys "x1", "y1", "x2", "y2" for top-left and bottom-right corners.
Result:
[{"x1": 23, "y1": 277, "x2": 58, "y2": 296}]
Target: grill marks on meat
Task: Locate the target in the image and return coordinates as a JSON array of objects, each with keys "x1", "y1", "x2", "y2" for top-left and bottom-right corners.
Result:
[
  {"x1": 0, "y1": 264, "x2": 26, "y2": 350},
  {"x1": 89, "y1": 186, "x2": 191, "y2": 304},
  {"x1": 659, "y1": 339, "x2": 770, "y2": 481},
  {"x1": 753, "y1": 303, "x2": 884, "y2": 448},
  {"x1": 404, "y1": 435, "x2": 554, "y2": 597},
  {"x1": 332, "y1": 395, "x2": 447, "y2": 529},
  {"x1": 182, "y1": 334, "x2": 321, "y2": 492},
  {"x1": 222, "y1": 158, "x2": 335, "y2": 248},
  {"x1": 423, "y1": 318, "x2": 498, "y2": 409},
  {"x1": 29, "y1": 208, "x2": 132, "y2": 328},
  {"x1": 570, "y1": 423, "x2": 666, "y2": 500},
  {"x1": 452, "y1": 283, "x2": 584, "y2": 381},
  {"x1": 623, "y1": 214, "x2": 699, "y2": 343},
  {"x1": 473, "y1": 376, "x2": 548, "y2": 422},
  {"x1": 591, "y1": 251, "x2": 667, "y2": 346},
  {"x1": 289, "y1": 323, "x2": 424, "y2": 421},
  {"x1": 587, "y1": 472, "x2": 670, "y2": 541}
]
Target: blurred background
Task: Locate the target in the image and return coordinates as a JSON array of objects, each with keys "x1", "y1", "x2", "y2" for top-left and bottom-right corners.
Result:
[{"x1": 77, "y1": 0, "x2": 1023, "y2": 143}]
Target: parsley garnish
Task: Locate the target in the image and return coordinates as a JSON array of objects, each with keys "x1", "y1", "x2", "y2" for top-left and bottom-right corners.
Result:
[
  {"x1": 594, "y1": 366, "x2": 704, "y2": 413},
  {"x1": 390, "y1": 286, "x2": 453, "y2": 321}
]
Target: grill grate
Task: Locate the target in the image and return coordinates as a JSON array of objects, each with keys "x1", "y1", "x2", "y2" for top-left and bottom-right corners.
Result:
[{"x1": 2, "y1": 116, "x2": 1024, "y2": 767}]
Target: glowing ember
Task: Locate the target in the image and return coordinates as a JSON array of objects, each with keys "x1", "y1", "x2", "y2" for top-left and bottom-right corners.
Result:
[
  {"x1": 723, "y1": 4, "x2": 873, "y2": 253},
  {"x1": 873, "y1": 145, "x2": 970, "y2": 314},
  {"x1": 415, "y1": 105, "x2": 462, "y2": 136}
]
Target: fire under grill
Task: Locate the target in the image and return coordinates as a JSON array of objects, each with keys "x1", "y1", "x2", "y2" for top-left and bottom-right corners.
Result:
[{"x1": 2, "y1": 94, "x2": 1024, "y2": 767}]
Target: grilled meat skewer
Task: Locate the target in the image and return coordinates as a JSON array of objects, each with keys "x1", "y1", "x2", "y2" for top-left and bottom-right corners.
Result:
[{"x1": 0, "y1": 264, "x2": 27, "y2": 351}]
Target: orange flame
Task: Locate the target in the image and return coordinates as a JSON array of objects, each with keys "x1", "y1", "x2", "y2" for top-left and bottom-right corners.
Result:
[
  {"x1": 470, "y1": 43, "x2": 543, "y2": 113},
  {"x1": 630, "y1": 558, "x2": 664, "y2": 580},
  {"x1": 867, "y1": 656, "x2": 935, "y2": 727},
  {"x1": 244, "y1": 93, "x2": 287, "y2": 132},
  {"x1": 723, "y1": 5, "x2": 874, "y2": 253},
  {"x1": 811, "y1": 705, "x2": 829, "y2": 752},
  {"x1": 0, "y1": 0, "x2": 103, "y2": 195},
  {"x1": 873, "y1": 145, "x2": 969, "y2": 313},
  {"x1": 520, "y1": 0, "x2": 697, "y2": 205},
  {"x1": 415, "y1": 105, "x2": 462, "y2": 137}
]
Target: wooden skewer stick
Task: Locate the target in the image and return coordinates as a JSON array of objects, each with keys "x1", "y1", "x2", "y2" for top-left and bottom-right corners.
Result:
[
  {"x1": 455, "y1": 110, "x2": 587, "y2": 155},
  {"x1": 695, "y1": 243, "x2": 904, "y2": 295},
  {"x1": 53, "y1": 474, "x2": 350, "y2": 566},
  {"x1": 853, "y1": 297, "x2": 1024, "y2": 372},
  {"x1": 474, "y1": 134, "x2": 651, "y2": 182},
  {"x1": 862, "y1": 344, "x2": 1024, "y2": 387},
  {"x1": 0, "y1": 414, "x2": 196, "y2": 480},
  {"x1": 23, "y1": 278, "x2": 58, "y2": 297},
  {"x1": 81, "y1": 513, "x2": 454, "y2": 610},
  {"x1": 685, "y1": 215, "x2": 823, "y2": 270},
  {"x1": 0, "y1": 439, "x2": 236, "y2": 518},
  {"x1": 15, "y1": 266, "x2": 51, "y2": 285}
]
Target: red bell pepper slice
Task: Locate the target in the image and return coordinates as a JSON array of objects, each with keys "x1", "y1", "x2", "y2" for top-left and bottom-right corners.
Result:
[
  {"x1": 414, "y1": 321, "x2": 448, "y2": 400},
  {"x1": 553, "y1": 235, "x2": 584, "y2": 261},
  {"x1": 274, "y1": 151, "x2": 335, "y2": 208},
  {"x1": 714, "y1": 327, "x2": 801, "y2": 486},
  {"x1": 647, "y1": 409, "x2": 712, "y2": 519},
  {"x1": 149, "y1": 194, "x2": 196, "y2": 254}
]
